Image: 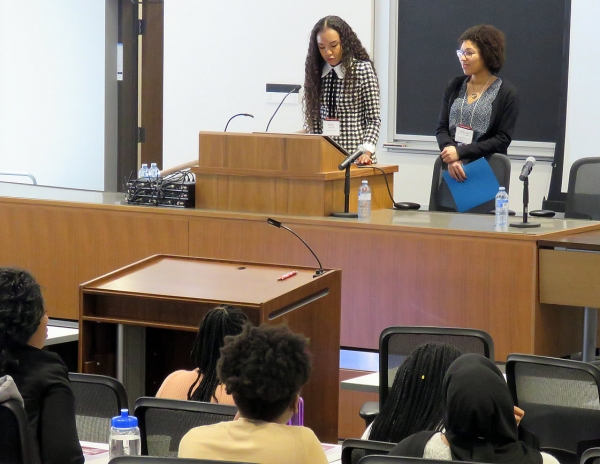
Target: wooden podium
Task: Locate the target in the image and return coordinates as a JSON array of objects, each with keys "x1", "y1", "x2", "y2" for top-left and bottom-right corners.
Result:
[
  {"x1": 78, "y1": 255, "x2": 341, "y2": 442},
  {"x1": 192, "y1": 131, "x2": 398, "y2": 216}
]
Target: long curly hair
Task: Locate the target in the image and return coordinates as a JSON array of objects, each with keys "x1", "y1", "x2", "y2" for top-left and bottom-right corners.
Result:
[
  {"x1": 0, "y1": 268, "x2": 45, "y2": 375},
  {"x1": 369, "y1": 343, "x2": 463, "y2": 443},
  {"x1": 303, "y1": 15, "x2": 373, "y2": 131},
  {"x1": 217, "y1": 324, "x2": 312, "y2": 422},
  {"x1": 187, "y1": 304, "x2": 249, "y2": 402}
]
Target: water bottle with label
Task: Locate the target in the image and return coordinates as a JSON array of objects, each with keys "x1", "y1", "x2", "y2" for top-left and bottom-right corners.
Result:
[
  {"x1": 148, "y1": 163, "x2": 160, "y2": 181},
  {"x1": 495, "y1": 187, "x2": 509, "y2": 227},
  {"x1": 358, "y1": 180, "x2": 372, "y2": 219},
  {"x1": 137, "y1": 163, "x2": 149, "y2": 180},
  {"x1": 109, "y1": 409, "x2": 141, "y2": 459}
]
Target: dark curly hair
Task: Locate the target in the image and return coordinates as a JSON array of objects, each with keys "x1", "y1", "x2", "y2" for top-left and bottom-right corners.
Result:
[
  {"x1": 369, "y1": 343, "x2": 462, "y2": 443},
  {"x1": 459, "y1": 24, "x2": 506, "y2": 74},
  {"x1": 217, "y1": 324, "x2": 312, "y2": 422},
  {"x1": 303, "y1": 15, "x2": 374, "y2": 131},
  {"x1": 187, "y1": 304, "x2": 249, "y2": 402},
  {"x1": 0, "y1": 268, "x2": 45, "y2": 374}
]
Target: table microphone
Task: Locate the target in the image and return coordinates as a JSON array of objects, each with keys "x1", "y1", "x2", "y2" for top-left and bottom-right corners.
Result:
[
  {"x1": 338, "y1": 146, "x2": 367, "y2": 171},
  {"x1": 267, "y1": 218, "x2": 325, "y2": 278},
  {"x1": 224, "y1": 113, "x2": 254, "y2": 132},
  {"x1": 519, "y1": 157, "x2": 536, "y2": 181},
  {"x1": 265, "y1": 85, "x2": 301, "y2": 132}
]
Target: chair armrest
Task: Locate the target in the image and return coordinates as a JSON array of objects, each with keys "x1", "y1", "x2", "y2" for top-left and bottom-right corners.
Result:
[{"x1": 359, "y1": 401, "x2": 379, "y2": 427}]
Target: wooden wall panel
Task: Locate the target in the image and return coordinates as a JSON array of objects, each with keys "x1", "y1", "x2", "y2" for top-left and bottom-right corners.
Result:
[
  {"x1": 0, "y1": 202, "x2": 188, "y2": 320},
  {"x1": 188, "y1": 216, "x2": 538, "y2": 360}
]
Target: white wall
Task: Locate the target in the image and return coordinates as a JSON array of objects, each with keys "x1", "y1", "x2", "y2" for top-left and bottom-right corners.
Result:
[
  {"x1": 0, "y1": 0, "x2": 111, "y2": 190},
  {"x1": 562, "y1": 0, "x2": 600, "y2": 191},
  {"x1": 162, "y1": 0, "x2": 373, "y2": 169}
]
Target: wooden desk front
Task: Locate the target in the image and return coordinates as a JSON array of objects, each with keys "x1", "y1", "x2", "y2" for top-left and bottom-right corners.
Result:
[{"x1": 1, "y1": 183, "x2": 599, "y2": 361}]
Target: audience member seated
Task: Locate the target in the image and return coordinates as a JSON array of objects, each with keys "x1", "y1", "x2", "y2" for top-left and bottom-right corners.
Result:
[
  {"x1": 178, "y1": 324, "x2": 328, "y2": 464},
  {"x1": 0, "y1": 268, "x2": 84, "y2": 464},
  {"x1": 364, "y1": 343, "x2": 462, "y2": 442},
  {"x1": 156, "y1": 304, "x2": 249, "y2": 403},
  {"x1": 389, "y1": 353, "x2": 559, "y2": 464}
]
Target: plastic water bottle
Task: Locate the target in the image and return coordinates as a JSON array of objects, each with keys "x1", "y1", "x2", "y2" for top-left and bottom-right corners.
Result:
[
  {"x1": 358, "y1": 180, "x2": 372, "y2": 219},
  {"x1": 148, "y1": 163, "x2": 160, "y2": 181},
  {"x1": 495, "y1": 187, "x2": 509, "y2": 227},
  {"x1": 137, "y1": 163, "x2": 149, "y2": 180},
  {"x1": 109, "y1": 409, "x2": 141, "y2": 459}
]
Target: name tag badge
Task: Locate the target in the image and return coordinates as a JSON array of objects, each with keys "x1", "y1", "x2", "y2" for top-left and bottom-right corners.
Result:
[
  {"x1": 455, "y1": 124, "x2": 474, "y2": 144},
  {"x1": 322, "y1": 119, "x2": 341, "y2": 137}
]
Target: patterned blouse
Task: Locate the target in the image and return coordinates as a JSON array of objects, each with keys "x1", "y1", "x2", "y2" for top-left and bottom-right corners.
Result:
[
  {"x1": 311, "y1": 59, "x2": 381, "y2": 158},
  {"x1": 449, "y1": 78, "x2": 502, "y2": 143}
]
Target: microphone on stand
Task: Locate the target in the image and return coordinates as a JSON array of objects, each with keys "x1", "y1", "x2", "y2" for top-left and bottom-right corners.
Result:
[
  {"x1": 224, "y1": 113, "x2": 254, "y2": 132},
  {"x1": 267, "y1": 218, "x2": 325, "y2": 278},
  {"x1": 338, "y1": 146, "x2": 367, "y2": 171},
  {"x1": 519, "y1": 157, "x2": 536, "y2": 181},
  {"x1": 265, "y1": 85, "x2": 302, "y2": 132}
]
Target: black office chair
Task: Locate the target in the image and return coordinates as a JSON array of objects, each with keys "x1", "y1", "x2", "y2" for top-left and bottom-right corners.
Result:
[
  {"x1": 134, "y1": 397, "x2": 237, "y2": 457},
  {"x1": 360, "y1": 326, "x2": 494, "y2": 427},
  {"x1": 429, "y1": 152, "x2": 511, "y2": 213},
  {"x1": 68, "y1": 372, "x2": 129, "y2": 443},
  {"x1": 341, "y1": 438, "x2": 395, "y2": 464},
  {"x1": 0, "y1": 398, "x2": 39, "y2": 464},
  {"x1": 506, "y1": 354, "x2": 600, "y2": 464},
  {"x1": 565, "y1": 157, "x2": 600, "y2": 220},
  {"x1": 109, "y1": 457, "x2": 255, "y2": 463}
]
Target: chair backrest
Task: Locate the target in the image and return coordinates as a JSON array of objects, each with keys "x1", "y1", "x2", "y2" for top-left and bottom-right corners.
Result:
[
  {"x1": 565, "y1": 157, "x2": 600, "y2": 220},
  {"x1": 341, "y1": 438, "x2": 395, "y2": 464},
  {"x1": 109, "y1": 457, "x2": 255, "y2": 463},
  {"x1": 0, "y1": 399, "x2": 39, "y2": 464},
  {"x1": 581, "y1": 447, "x2": 600, "y2": 464},
  {"x1": 134, "y1": 397, "x2": 237, "y2": 457},
  {"x1": 68, "y1": 372, "x2": 129, "y2": 443},
  {"x1": 506, "y1": 354, "x2": 600, "y2": 458},
  {"x1": 379, "y1": 326, "x2": 494, "y2": 408},
  {"x1": 429, "y1": 153, "x2": 511, "y2": 213}
]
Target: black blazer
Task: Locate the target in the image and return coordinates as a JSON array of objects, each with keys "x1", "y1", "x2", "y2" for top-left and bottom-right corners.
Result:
[
  {"x1": 9, "y1": 344, "x2": 84, "y2": 464},
  {"x1": 436, "y1": 76, "x2": 520, "y2": 160}
]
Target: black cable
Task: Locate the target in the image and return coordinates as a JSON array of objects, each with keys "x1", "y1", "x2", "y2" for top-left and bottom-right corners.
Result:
[
  {"x1": 224, "y1": 113, "x2": 254, "y2": 132},
  {"x1": 356, "y1": 165, "x2": 420, "y2": 210}
]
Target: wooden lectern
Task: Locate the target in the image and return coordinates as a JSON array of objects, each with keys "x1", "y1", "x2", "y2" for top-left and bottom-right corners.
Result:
[
  {"x1": 192, "y1": 131, "x2": 398, "y2": 216},
  {"x1": 79, "y1": 255, "x2": 341, "y2": 442}
]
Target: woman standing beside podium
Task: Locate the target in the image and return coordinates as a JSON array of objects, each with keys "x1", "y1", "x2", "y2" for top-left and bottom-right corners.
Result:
[
  {"x1": 303, "y1": 15, "x2": 381, "y2": 165},
  {"x1": 437, "y1": 25, "x2": 519, "y2": 181}
]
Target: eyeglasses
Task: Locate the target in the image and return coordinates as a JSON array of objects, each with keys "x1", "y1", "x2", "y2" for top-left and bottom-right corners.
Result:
[{"x1": 456, "y1": 49, "x2": 477, "y2": 59}]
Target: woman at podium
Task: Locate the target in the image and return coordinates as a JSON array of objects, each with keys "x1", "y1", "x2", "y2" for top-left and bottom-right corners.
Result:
[
  {"x1": 303, "y1": 15, "x2": 381, "y2": 165},
  {"x1": 437, "y1": 24, "x2": 519, "y2": 181}
]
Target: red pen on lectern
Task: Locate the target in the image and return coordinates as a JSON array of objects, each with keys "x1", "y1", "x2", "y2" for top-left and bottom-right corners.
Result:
[{"x1": 277, "y1": 271, "x2": 297, "y2": 281}]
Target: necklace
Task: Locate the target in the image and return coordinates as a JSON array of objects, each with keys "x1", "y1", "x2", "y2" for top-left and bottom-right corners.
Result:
[{"x1": 469, "y1": 76, "x2": 491, "y2": 100}]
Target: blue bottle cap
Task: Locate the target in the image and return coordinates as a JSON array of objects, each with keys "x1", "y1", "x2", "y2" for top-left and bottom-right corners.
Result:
[{"x1": 111, "y1": 409, "x2": 138, "y2": 428}]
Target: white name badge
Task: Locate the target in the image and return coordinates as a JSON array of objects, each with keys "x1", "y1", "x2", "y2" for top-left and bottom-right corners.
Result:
[
  {"x1": 322, "y1": 119, "x2": 341, "y2": 137},
  {"x1": 455, "y1": 125, "x2": 474, "y2": 144}
]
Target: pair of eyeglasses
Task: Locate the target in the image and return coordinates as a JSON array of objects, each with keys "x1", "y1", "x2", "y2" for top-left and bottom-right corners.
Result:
[{"x1": 456, "y1": 49, "x2": 477, "y2": 59}]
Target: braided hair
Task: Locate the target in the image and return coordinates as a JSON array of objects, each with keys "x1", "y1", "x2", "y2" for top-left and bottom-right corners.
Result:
[
  {"x1": 303, "y1": 15, "x2": 374, "y2": 131},
  {"x1": 0, "y1": 268, "x2": 45, "y2": 375},
  {"x1": 369, "y1": 343, "x2": 463, "y2": 443},
  {"x1": 187, "y1": 305, "x2": 249, "y2": 402}
]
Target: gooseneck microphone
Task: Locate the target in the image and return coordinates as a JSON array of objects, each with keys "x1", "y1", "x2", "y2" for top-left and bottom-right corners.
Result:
[
  {"x1": 224, "y1": 113, "x2": 254, "y2": 132},
  {"x1": 265, "y1": 85, "x2": 302, "y2": 132},
  {"x1": 519, "y1": 156, "x2": 536, "y2": 181},
  {"x1": 338, "y1": 146, "x2": 367, "y2": 171},
  {"x1": 267, "y1": 218, "x2": 325, "y2": 278}
]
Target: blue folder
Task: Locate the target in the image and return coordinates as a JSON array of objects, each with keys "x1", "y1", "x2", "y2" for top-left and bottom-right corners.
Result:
[{"x1": 442, "y1": 158, "x2": 500, "y2": 212}]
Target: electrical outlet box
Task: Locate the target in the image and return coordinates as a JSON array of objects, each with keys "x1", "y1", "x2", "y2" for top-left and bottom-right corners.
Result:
[{"x1": 266, "y1": 83, "x2": 301, "y2": 104}]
